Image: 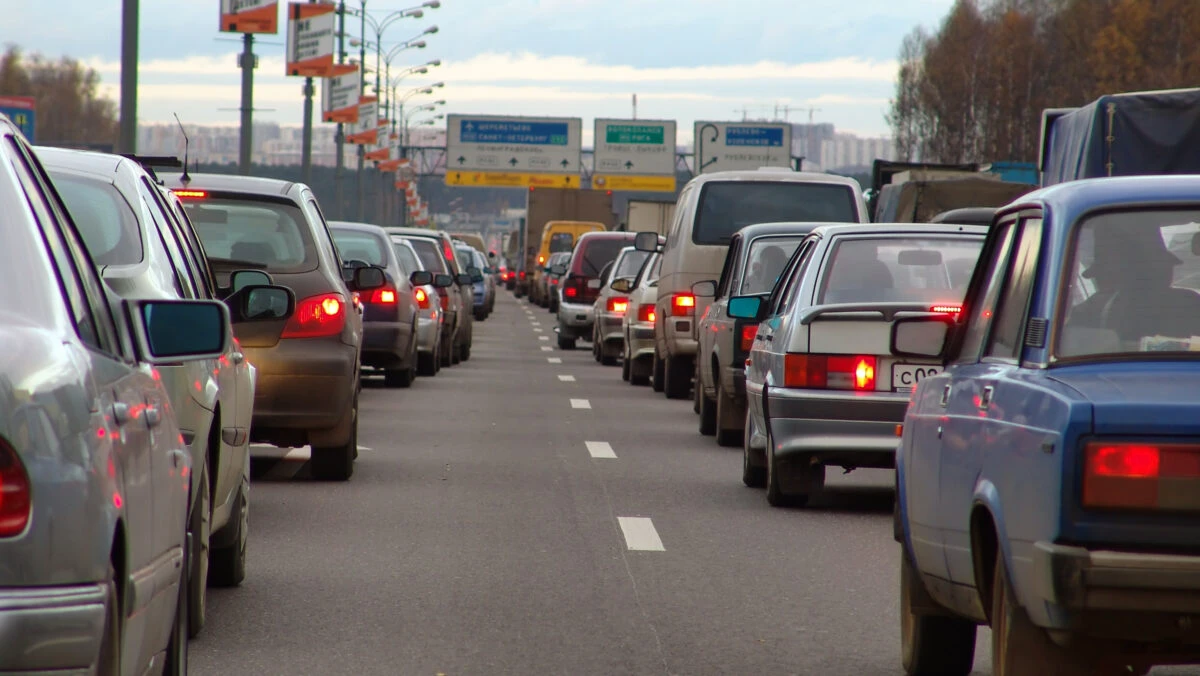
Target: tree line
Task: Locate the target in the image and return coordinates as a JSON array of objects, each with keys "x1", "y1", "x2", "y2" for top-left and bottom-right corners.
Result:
[
  {"x1": 887, "y1": 0, "x2": 1200, "y2": 164},
  {"x1": 0, "y1": 46, "x2": 118, "y2": 145}
]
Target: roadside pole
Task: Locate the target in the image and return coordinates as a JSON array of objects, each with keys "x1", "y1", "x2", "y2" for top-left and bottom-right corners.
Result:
[
  {"x1": 238, "y1": 33, "x2": 256, "y2": 175},
  {"x1": 334, "y1": 1, "x2": 346, "y2": 218},
  {"x1": 118, "y1": 0, "x2": 138, "y2": 153}
]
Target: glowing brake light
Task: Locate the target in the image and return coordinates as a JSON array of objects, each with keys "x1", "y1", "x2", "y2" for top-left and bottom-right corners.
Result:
[
  {"x1": 671, "y1": 293, "x2": 696, "y2": 317},
  {"x1": 538, "y1": 255, "x2": 546, "y2": 264},
  {"x1": 439, "y1": 293, "x2": 450, "y2": 311},
  {"x1": 637, "y1": 303, "x2": 655, "y2": 323},
  {"x1": 930, "y1": 305, "x2": 962, "y2": 314},
  {"x1": 782, "y1": 354, "x2": 876, "y2": 391},
  {"x1": 282, "y1": 293, "x2": 345, "y2": 338},
  {"x1": 173, "y1": 189, "x2": 208, "y2": 199},
  {"x1": 607, "y1": 296, "x2": 629, "y2": 314},
  {"x1": 564, "y1": 286, "x2": 578, "y2": 298},
  {"x1": 414, "y1": 287, "x2": 430, "y2": 309},
  {"x1": 739, "y1": 324, "x2": 758, "y2": 352},
  {"x1": 371, "y1": 288, "x2": 397, "y2": 304}
]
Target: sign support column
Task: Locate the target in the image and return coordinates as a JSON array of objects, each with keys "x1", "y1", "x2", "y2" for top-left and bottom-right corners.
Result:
[
  {"x1": 119, "y1": 0, "x2": 138, "y2": 154},
  {"x1": 238, "y1": 33, "x2": 256, "y2": 175}
]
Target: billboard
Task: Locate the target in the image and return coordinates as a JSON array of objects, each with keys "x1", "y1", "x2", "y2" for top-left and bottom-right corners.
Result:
[
  {"x1": 285, "y1": 2, "x2": 354, "y2": 77},
  {"x1": 220, "y1": 0, "x2": 279, "y2": 34},
  {"x1": 0, "y1": 96, "x2": 35, "y2": 142},
  {"x1": 321, "y1": 66, "x2": 360, "y2": 123},
  {"x1": 346, "y1": 98, "x2": 378, "y2": 145}
]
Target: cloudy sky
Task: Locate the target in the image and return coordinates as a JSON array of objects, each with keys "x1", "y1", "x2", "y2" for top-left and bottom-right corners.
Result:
[{"x1": 8, "y1": 0, "x2": 954, "y2": 142}]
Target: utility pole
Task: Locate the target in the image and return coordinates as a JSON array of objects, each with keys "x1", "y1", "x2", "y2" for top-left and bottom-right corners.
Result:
[
  {"x1": 299, "y1": 0, "x2": 319, "y2": 184},
  {"x1": 357, "y1": 2, "x2": 367, "y2": 221},
  {"x1": 334, "y1": 1, "x2": 347, "y2": 219},
  {"x1": 238, "y1": 33, "x2": 256, "y2": 175},
  {"x1": 118, "y1": 0, "x2": 138, "y2": 154},
  {"x1": 632, "y1": 93, "x2": 637, "y2": 120}
]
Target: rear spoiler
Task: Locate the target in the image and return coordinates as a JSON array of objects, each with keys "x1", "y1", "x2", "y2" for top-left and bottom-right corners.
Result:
[
  {"x1": 120, "y1": 154, "x2": 183, "y2": 185},
  {"x1": 798, "y1": 303, "x2": 952, "y2": 325}
]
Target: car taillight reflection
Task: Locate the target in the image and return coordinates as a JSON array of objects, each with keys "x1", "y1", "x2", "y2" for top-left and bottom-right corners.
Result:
[{"x1": 282, "y1": 293, "x2": 346, "y2": 338}]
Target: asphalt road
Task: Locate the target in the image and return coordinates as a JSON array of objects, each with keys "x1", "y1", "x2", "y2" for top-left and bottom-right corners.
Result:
[{"x1": 189, "y1": 291, "x2": 1194, "y2": 676}]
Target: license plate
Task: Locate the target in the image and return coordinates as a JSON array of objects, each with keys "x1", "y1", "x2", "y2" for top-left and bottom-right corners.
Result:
[{"x1": 892, "y1": 364, "x2": 940, "y2": 391}]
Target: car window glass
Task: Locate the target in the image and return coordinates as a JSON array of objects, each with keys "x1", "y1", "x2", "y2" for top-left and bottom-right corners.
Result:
[
  {"x1": 139, "y1": 182, "x2": 195, "y2": 298},
  {"x1": 332, "y1": 229, "x2": 386, "y2": 266},
  {"x1": 693, "y1": 182, "x2": 857, "y2": 245},
  {"x1": 985, "y1": 219, "x2": 1042, "y2": 360},
  {"x1": 305, "y1": 197, "x2": 340, "y2": 264},
  {"x1": 816, "y1": 236, "x2": 984, "y2": 305},
  {"x1": 407, "y1": 238, "x2": 448, "y2": 273},
  {"x1": 666, "y1": 188, "x2": 690, "y2": 248},
  {"x1": 715, "y1": 236, "x2": 741, "y2": 298},
  {"x1": 741, "y1": 236, "x2": 806, "y2": 295},
  {"x1": 613, "y1": 249, "x2": 650, "y2": 279},
  {"x1": 549, "y1": 232, "x2": 573, "y2": 253},
  {"x1": 157, "y1": 190, "x2": 215, "y2": 298},
  {"x1": 572, "y1": 238, "x2": 628, "y2": 277},
  {"x1": 768, "y1": 239, "x2": 813, "y2": 315},
  {"x1": 48, "y1": 172, "x2": 144, "y2": 266},
  {"x1": 183, "y1": 196, "x2": 317, "y2": 273},
  {"x1": 1059, "y1": 209, "x2": 1200, "y2": 357},
  {"x1": 955, "y1": 221, "x2": 1017, "y2": 363},
  {"x1": 456, "y1": 249, "x2": 473, "y2": 270},
  {"x1": 392, "y1": 242, "x2": 421, "y2": 275}
]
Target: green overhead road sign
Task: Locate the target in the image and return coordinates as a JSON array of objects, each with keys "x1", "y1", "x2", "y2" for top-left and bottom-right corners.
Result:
[{"x1": 605, "y1": 124, "x2": 665, "y2": 145}]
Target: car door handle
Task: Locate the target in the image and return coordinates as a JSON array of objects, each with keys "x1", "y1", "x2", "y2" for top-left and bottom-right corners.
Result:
[
  {"x1": 979, "y1": 386, "x2": 994, "y2": 410},
  {"x1": 144, "y1": 405, "x2": 162, "y2": 428},
  {"x1": 112, "y1": 402, "x2": 132, "y2": 425},
  {"x1": 940, "y1": 385, "x2": 951, "y2": 408},
  {"x1": 230, "y1": 352, "x2": 245, "y2": 365},
  {"x1": 763, "y1": 335, "x2": 773, "y2": 342}
]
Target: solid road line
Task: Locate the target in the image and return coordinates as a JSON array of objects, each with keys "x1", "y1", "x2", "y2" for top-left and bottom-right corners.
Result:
[
  {"x1": 618, "y1": 517, "x2": 665, "y2": 551},
  {"x1": 585, "y1": 441, "x2": 616, "y2": 459},
  {"x1": 570, "y1": 398, "x2": 591, "y2": 409}
]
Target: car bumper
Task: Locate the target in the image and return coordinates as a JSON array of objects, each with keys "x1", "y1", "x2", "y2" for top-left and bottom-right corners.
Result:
[
  {"x1": 558, "y1": 301, "x2": 594, "y2": 336},
  {"x1": 598, "y1": 312, "x2": 624, "y2": 343},
  {"x1": 766, "y1": 388, "x2": 907, "y2": 469},
  {"x1": 361, "y1": 321, "x2": 409, "y2": 368},
  {"x1": 416, "y1": 314, "x2": 440, "y2": 353},
  {"x1": 244, "y1": 340, "x2": 357, "y2": 433},
  {"x1": 627, "y1": 323, "x2": 656, "y2": 360},
  {"x1": 723, "y1": 364, "x2": 747, "y2": 402},
  {"x1": 0, "y1": 583, "x2": 107, "y2": 673}
]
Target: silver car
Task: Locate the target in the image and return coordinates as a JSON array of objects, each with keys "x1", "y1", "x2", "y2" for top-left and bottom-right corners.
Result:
[
  {"x1": 620, "y1": 251, "x2": 663, "y2": 385},
  {"x1": 0, "y1": 113, "x2": 240, "y2": 674},
  {"x1": 733, "y1": 223, "x2": 987, "y2": 506},
  {"x1": 592, "y1": 246, "x2": 652, "y2": 365},
  {"x1": 391, "y1": 237, "x2": 446, "y2": 376},
  {"x1": 39, "y1": 148, "x2": 294, "y2": 636}
]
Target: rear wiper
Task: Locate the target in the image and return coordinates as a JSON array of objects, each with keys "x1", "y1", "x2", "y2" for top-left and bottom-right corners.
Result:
[{"x1": 208, "y1": 257, "x2": 268, "y2": 269}]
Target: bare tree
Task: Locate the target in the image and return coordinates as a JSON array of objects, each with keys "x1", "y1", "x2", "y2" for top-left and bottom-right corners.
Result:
[{"x1": 0, "y1": 45, "x2": 118, "y2": 145}]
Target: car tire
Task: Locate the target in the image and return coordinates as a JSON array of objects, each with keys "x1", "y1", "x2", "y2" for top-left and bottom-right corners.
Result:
[
  {"x1": 765, "y1": 432, "x2": 822, "y2": 507},
  {"x1": 450, "y1": 339, "x2": 462, "y2": 365},
  {"x1": 97, "y1": 565, "x2": 121, "y2": 676},
  {"x1": 664, "y1": 355, "x2": 692, "y2": 400},
  {"x1": 592, "y1": 332, "x2": 601, "y2": 361},
  {"x1": 418, "y1": 350, "x2": 438, "y2": 377},
  {"x1": 652, "y1": 352, "x2": 665, "y2": 392},
  {"x1": 186, "y1": 459, "x2": 210, "y2": 638},
  {"x1": 311, "y1": 398, "x2": 356, "y2": 482},
  {"x1": 901, "y1": 552, "x2": 976, "y2": 675},
  {"x1": 461, "y1": 339, "x2": 471, "y2": 362},
  {"x1": 558, "y1": 334, "x2": 576, "y2": 350},
  {"x1": 164, "y1": 538, "x2": 189, "y2": 676},
  {"x1": 698, "y1": 385, "x2": 717, "y2": 435},
  {"x1": 475, "y1": 309, "x2": 486, "y2": 321},
  {"x1": 742, "y1": 412, "x2": 766, "y2": 488},
  {"x1": 621, "y1": 356, "x2": 631, "y2": 381},
  {"x1": 439, "y1": 334, "x2": 452, "y2": 367},
  {"x1": 386, "y1": 332, "x2": 418, "y2": 387},
  {"x1": 209, "y1": 474, "x2": 248, "y2": 588},
  {"x1": 715, "y1": 378, "x2": 742, "y2": 447}
]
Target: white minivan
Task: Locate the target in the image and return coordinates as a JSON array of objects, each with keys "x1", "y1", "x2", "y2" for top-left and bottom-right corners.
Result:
[{"x1": 634, "y1": 169, "x2": 870, "y2": 399}]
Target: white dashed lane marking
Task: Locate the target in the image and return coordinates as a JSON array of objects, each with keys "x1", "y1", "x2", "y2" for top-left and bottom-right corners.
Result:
[
  {"x1": 585, "y1": 441, "x2": 616, "y2": 459},
  {"x1": 539, "y1": 336, "x2": 550, "y2": 341},
  {"x1": 558, "y1": 375, "x2": 576, "y2": 382},
  {"x1": 547, "y1": 357, "x2": 563, "y2": 364},
  {"x1": 618, "y1": 517, "x2": 665, "y2": 551},
  {"x1": 541, "y1": 346, "x2": 553, "y2": 351},
  {"x1": 570, "y1": 398, "x2": 591, "y2": 409}
]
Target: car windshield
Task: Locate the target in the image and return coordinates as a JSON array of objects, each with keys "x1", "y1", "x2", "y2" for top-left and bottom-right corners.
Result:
[
  {"x1": 549, "y1": 232, "x2": 573, "y2": 253},
  {"x1": 50, "y1": 173, "x2": 144, "y2": 266},
  {"x1": 694, "y1": 182, "x2": 858, "y2": 245},
  {"x1": 183, "y1": 197, "x2": 316, "y2": 273},
  {"x1": 817, "y1": 236, "x2": 984, "y2": 305},
  {"x1": 331, "y1": 229, "x2": 386, "y2": 266},
  {"x1": 392, "y1": 242, "x2": 421, "y2": 276},
  {"x1": 1058, "y1": 210, "x2": 1200, "y2": 358},
  {"x1": 406, "y1": 238, "x2": 448, "y2": 273},
  {"x1": 572, "y1": 238, "x2": 629, "y2": 277},
  {"x1": 740, "y1": 236, "x2": 805, "y2": 295},
  {"x1": 613, "y1": 249, "x2": 650, "y2": 279}
]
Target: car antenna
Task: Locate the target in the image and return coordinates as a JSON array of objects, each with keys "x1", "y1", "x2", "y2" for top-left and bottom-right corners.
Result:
[{"x1": 174, "y1": 113, "x2": 192, "y2": 187}]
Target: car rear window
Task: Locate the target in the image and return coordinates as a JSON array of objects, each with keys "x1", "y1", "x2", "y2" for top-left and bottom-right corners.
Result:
[
  {"x1": 406, "y1": 238, "x2": 448, "y2": 273},
  {"x1": 331, "y1": 229, "x2": 386, "y2": 266},
  {"x1": 183, "y1": 196, "x2": 316, "y2": 273},
  {"x1": 392, "y1": 242, "x2": 421, "y2": 276},
  {"x1": 50, "y1": 173, "x2": 144, "y2": 266},
  {"x1": 740, "y1": 236, "x2": 805, "y2": 295},
  {"x1": 613, "y1": 249, "x2": 650, "y2": 279},
  {"x1": 571, "y1": 237, "x2": 632, "y2": 277},
  {"x1": 693, "y1": 182, "x2": 858, "y2": 245},
  {"x1": 817, "y1": 236, "x2": 984, "y2": 305},
  {"x1": 456, "y1": 249, "x2": 473, "y2": 270},
  {"x1": 549, "y1": 232, "x2": 573, "y2": 253}
]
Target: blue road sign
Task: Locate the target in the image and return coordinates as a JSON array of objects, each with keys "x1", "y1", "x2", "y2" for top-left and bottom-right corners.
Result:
[
  {"x1": 460, "y1": 119, "x2": 569, "y2": 145},
  {"x1": 725, "y1": 126, "x2": 784, "y2": 147},
  {"x1": 0, "y1": 97, "x2": 36, "y2": 142}
]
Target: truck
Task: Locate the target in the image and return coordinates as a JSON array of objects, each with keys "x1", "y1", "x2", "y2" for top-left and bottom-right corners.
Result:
[
  {"x1": 623, "y1": 199, "x2": 675, "y2": 236},
  {"x1": 516, "y1": 187, "x2": 615, "y2": 297},
  {"x1": 1039, "y1": 86, "x2": 1200, "y2": 187}
]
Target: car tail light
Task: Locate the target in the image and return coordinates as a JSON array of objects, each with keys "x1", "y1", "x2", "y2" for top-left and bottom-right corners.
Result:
[
  {"x1": 172, "y1": 189, "x2": 208, "y2": 199},
  {"x1": 551, "y1": 278, "x2": 559, "y2": 286},
  {"x1": 519, "y1": 271, "x2": 526, "y2": 280},
  {"x1": 439, "y1": 293, "x2": 450, "y2": 311},
  {"x1": 782, "y1": 354, "x2": 877, "y2": 391},
  {"x1": 538, "y1": 255, "x2": 546, "y2": 264},
  {"x1": 607, "y1": 296, "x2": 629, "y2": 314},
  {"x1": 1080, "y1": 442, "x2": 1200, "y2": 510},
  {"x1": 930, "y1": 304, "x2": 962, "y2": 314},
  {"x1": 671, "y1": 293, "x2": 696, "y2": 317},
  {"x1": 0, "y1": 439, "x2": 31, "y2": 537},
  {"x1": 282, "y1": 293, "x2": 346, "y2": 338},
  {"x1": 740, "y1": 324, "x2": 757, "y2": 352},
  {"x1": 414, "y1": 287, "x2": 431, "y2": 309},
  {"x1": 370, "y1": 287, "x2": 397, "y2": 305},
  {"x1": 637, "y1": 303, "x2": 655, "y2": 323}
]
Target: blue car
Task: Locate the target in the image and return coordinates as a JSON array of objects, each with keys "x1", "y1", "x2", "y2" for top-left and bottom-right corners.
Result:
[{"x1": 892, "y1": 176, "x2": 1200, "y2": 676}]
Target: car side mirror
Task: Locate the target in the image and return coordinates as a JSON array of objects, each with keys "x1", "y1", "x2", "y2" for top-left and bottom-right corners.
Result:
[
  {"x1": 634, "y1": 231, "x2": 660, "y2": 252},
  {"x1": 225, "y1": 285, "x2": 296, "y2": 323},
  {"x1": 727, "y1": 295, "x2": 766, "y2": 321},
  {"x1": 550, "y1": 264, "x2": 567, "y2": 276},
  {"x1": 468, "y1": 267, "x2": 484, "y2": 283},
  {"x1": 230, "y1": 269, "x2": 272, "y2": 294},
  {"x1": 692, "y1": 280, "x2": 717, "y2": 297},
  {"x1": 432, "y1": 273, "x2": 454, "y2": 288},
  {"x1": 890, "y1": 315, "x2": 952, "y2": 359},
  {"x1": 129, "y1": 299, "x2": 229, "y2": 364},
  {"x1": 410, "y1": 270, "x2": 433, "y2": 286},
  {"x1": 352, "y1": 266, "x2": 386, "y2": 291},
  {"x1": 456, "y1": 273, "x2": 473, "y2": 286},
  {"x1": 610, "y1": 278, "x2": 633, "y2": 293}
]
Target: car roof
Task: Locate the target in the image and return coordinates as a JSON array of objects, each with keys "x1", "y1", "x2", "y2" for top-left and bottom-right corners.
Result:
[
  {"x1": 930, "y1": 207, "x2": 997, "y2": 225},
  {"x1": 385, "y1": 226, "x2": 447, "y2": 239},
  {"x1": 735, "y1": 222, "x2": 827, "y2": 239},
  {"x1": 810, "y1": 222, "x2": 990, "y2": 239},
  {"x1": 1002, "y1": 175, "x2": 1200, "y2": 225},
  {"x1": 35, "y1": 146, "x2": 127, "y2": 176},
  {"x1": 576, "y1": 230, "x2": 635, "y2": 242},
  {"x1": 159, "y1": 171, "x2": 298, "y2": 197},
  {"x1": 328, "y1": 220, "x2": 389, "y2": 236},
  {"x1": 682, "y1": 169, "x2": 861, "y2": 190}
]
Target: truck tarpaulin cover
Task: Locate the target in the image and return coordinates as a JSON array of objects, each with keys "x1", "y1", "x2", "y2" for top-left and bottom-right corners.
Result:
[
  {"x1": 875, "y1": 177, "x2": 1036, "y2": 223},
  {"x1": 1041, "y1": 88, "x2": 1200, "y2": 186}
]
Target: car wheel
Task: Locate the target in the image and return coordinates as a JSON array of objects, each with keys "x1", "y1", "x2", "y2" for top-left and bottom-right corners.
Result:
[
  {"x1": 475, "y1": 309, "x2": 486, "y2": 321},
  {"x1": 715, "y1": 378, "x2": 742, "y2": 447},
  {"x1": 621, "y1": 356, "x2": 631, "y2": 381},
  {"x1": 164, "y1": 539, "x2": 189, "y2": 676},
  {"x1": 558, "y1": 334, "x2": 576, "y2": 350},
  {"x1": 698, "y1": 385, "x2": 717, "y2": 435},
  {"x1": 592, "y1": 328, "x2": 601, "y2": 361},
  {"x1": 664, "y1": 355, "x2": 692, "y2": 400},
  {"x1": 439, "y1": 334, "x2": 452, "y2": 367},
  {"x1": 209, "y1": 474, "x2": 248, "y2": 588},
  {"x1": 901, "y1": 551, "x2": 976, "y2": 675},
  {"x1": 450, "y1": 338, "x2": 462, "y2": 365},
  {"x1": 652, "y1": 352, "x2": 665, "y2": 392},
  {"x1": 311, "y1": 398, "x2": 357, "y2": 481},
  {"x1": 765, "y1": 431, "x2": 822, "y2": 507},
  {"x1": 461, "y1": 339, "x2": 471, "y2": 362},
  {"x1": 418, "y1": 350, "x2": 438, "y2": 377},
  {"x1": 385, "y1": 365, "x2": 414, "y2": 388},
  {"x1": 186, "y1": 458, "x2": 210, "y2": 638},
  {"x1": 97, "y1": 565, "x2": 121, "y2": 676},
  {"x1": 742, "y1": 411, "x2": 766, "y2": 488}
]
